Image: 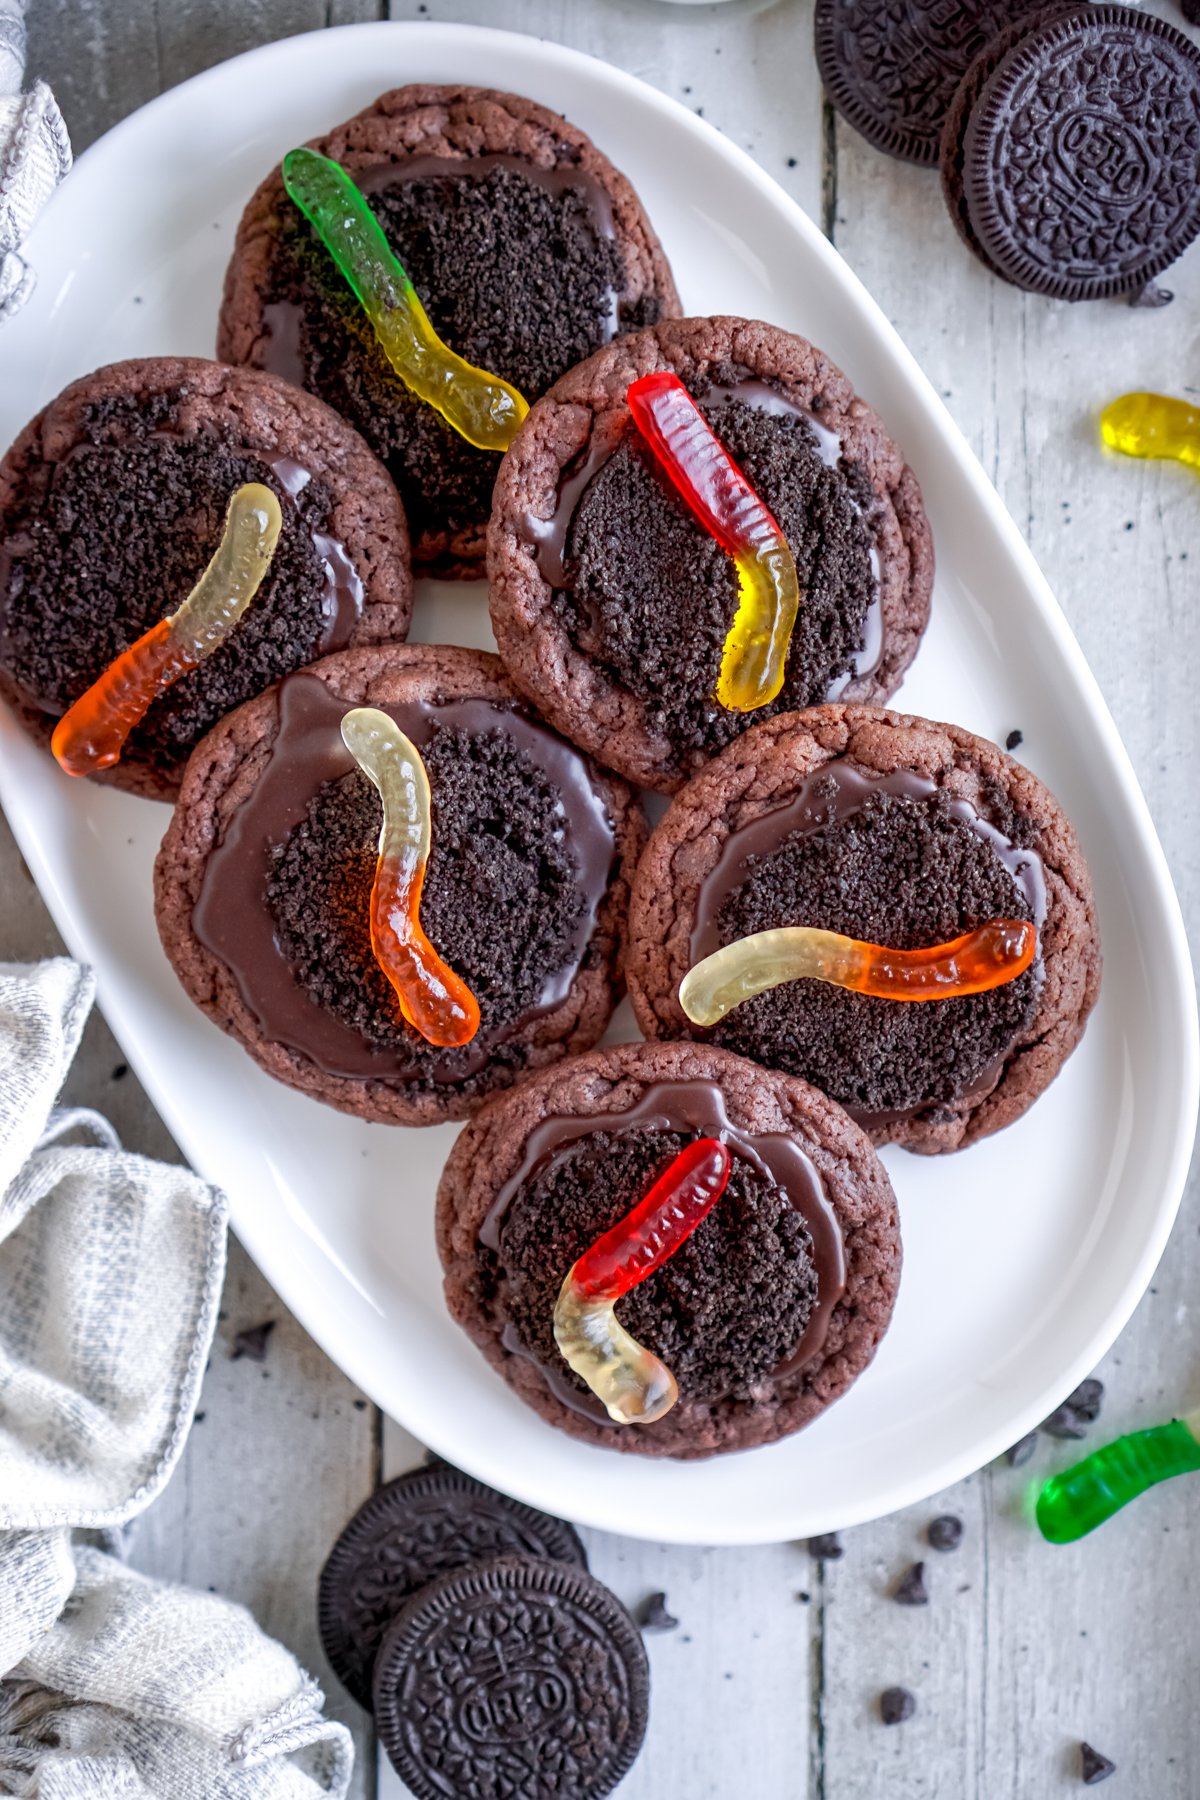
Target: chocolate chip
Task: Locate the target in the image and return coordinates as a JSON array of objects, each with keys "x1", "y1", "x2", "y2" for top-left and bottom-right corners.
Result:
[
  {"x1": 807, "y1": 1532, "x2": 844, "y2": 1561},
  {"x1": 927, "y1": 1515, "x2": 963, "y2": 1552},
  {"x1": 1006, "y1": 1431, "x2": 1039, "y2": 1467},
  {"x1": 1005, "y1": 729, "x2": 1023, "y2": 751},
  {"x1": 880, "y1": 1686, "x2": 916, "y2": 1725},
  {"x1": 1042, "y1": 1406, "x2": 1088, "y2": 1440},
  {"x1": 638, "y1": 1591, "x2": 679, "y2": 1632},
  {"x1": 1081, "y1": 1742, "x2": 1116, "y2": 1784},
  {"x1": 231, "y1": 1321, "x2": 276, "y2": 1362},
  {"x1": 893, "y1": 1562, "x2": 928, "y2": 1606},
  {"x1": 1128, "y1": 279, "x2": 1174, "y2": 308},
  {"x1": 1065, "y1": 1378, "x2": 1104, "y2": 1423}
]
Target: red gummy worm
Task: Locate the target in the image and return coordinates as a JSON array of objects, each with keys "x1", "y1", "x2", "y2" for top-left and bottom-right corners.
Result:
[
  {"x1": 626, "y1": 371, "x2": 785, "y2": 560},
  {"x1": 571, "y1": 1137, "x2": 732, "y2": 1302}
]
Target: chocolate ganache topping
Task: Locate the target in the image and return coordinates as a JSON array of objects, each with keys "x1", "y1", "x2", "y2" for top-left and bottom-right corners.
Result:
[
  {"x1": 479, "y1": 1080, "x2": 847, "y2": 1425},
  {"x1": 690, "y1": 759, "x2": 1047, "y2": 1123},
  {"x1": 194, "y1": 672, "x2": 618, "y2": 1089}
]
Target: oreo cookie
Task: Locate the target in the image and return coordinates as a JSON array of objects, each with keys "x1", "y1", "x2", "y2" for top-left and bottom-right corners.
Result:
[
  {"x1": 318, "y1": 1465, "x2": 586, "y2": 1710},
  {"x1": 814, "y1": 0, "x2": 1047, "y2": 166},
  {"x1": 951, "y1": 7, "x2": 1200, "y2": 300},
  {"x1": 372, "y1": 1556, "x2": 649, "y2": 1799}
]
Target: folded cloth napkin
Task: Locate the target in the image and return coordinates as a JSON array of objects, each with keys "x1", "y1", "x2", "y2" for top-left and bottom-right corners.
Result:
[
  {"x1": 0, "y1": 0, "x2": 71, "y2": 322},
  {"x1": 0, "y1": 961, "x2": 353, "y2": 1799}
]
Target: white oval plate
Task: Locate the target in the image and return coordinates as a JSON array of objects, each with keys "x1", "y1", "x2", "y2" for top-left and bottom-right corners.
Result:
[{"x1": 1, "y1": 21, "x2": 1195, "y2": 1545}]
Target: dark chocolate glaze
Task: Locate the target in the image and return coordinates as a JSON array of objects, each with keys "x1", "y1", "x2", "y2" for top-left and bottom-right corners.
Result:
[
  {"x1": 521, "y1": 378, "x2": 884, "y2": 688},
  {"x1": 480, "y1": 1078, "x2": 846, "y2": 1423},
  {"x1": 261, "y1": 302, "x2": 306, "y2": 388},
  {"x1": 193, "y1": 672, "x2": 616, "y2": 1085},
  {"x1": 689, "y1": 759, "x2": 1046, "y2": 1125},
  {"x1": 263, "y1": 456, "x2": 364, "y2": 652},
  {"x1": 262, "y1": 152, "x2": 621, "y2": 391}
]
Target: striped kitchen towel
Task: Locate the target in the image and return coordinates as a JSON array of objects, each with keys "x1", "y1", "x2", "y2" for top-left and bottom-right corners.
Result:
[{"x1": 0, "y1": 960, "x2": 352, "y2": 1799}]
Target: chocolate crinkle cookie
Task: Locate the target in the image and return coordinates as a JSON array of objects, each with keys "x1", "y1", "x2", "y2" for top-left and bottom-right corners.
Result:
[
  {"x1": 626, "y1": 705, "x2": 1100, "y2": 1153},
  {"x1": 218, "y1": 84, "x2": 681, "y2": 577},
  {"x1": 488, "y1": 316, "x2": 933, "y2": 792},
  {"x1": 436, "y1": 1041, "x2": 902, "y2": 1458},
  {"x1": 154, "y1": 645, "x2": 645, "y2": 1126},
  {"x1": 0, "y1": 357, "x2": 412, "y2": 801}
]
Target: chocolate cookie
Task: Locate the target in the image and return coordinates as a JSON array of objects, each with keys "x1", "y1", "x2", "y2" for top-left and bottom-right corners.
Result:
[
  {"x1": 218, "y1": 84, "x2": 681, "y2": 577},
  {"x1": 154, "y1": 645, "x2": 644, "y2": 1125},
  {"x1": 944, "y1": 7, "x2": 1200, "y2": 300},
  {"x1": 318, "y1": 1466, "x2": 586, "y2": 1711},
  {"x1": 0, "y1": 357, "x2": 411, "y2": 801},
  {"x1": 373, "y1": 1556, "x2": 649, "y2": 1800},
  {"x1": 939, "y1": 5, "x2": 1081, "y2": 277},
  {"x1": 814, "y1": 0, "x2": 1048, "y2": 166},
  {"x1": 488, "y1": 316, "x2": 933, "y2": 793},
  {"x1": 626, "y1": 706, "x2": 1100, "y2": 1153},
  {"x1": 436, "y1": 1041, "x2": 902, "y2": 1458}
]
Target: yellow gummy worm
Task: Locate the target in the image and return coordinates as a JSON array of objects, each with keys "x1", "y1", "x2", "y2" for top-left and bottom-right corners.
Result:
[
  {"x1": 1100, "y1": 392, "x2": 1200, "y2": 471},
  {"x1": 282, "y1": 147, "x2": 529, "y2": 453},
  {"x1": 553, "y1": 1275, "x2": 678, "y2": 1426}
]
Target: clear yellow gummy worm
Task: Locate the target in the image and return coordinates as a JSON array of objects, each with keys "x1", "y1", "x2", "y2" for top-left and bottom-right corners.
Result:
[
  {"x1": 626, "y1": 371, "x2": 801, "y2": 712},
  {"x1": 679, "y1": 920, "x2": 1036, "y2": 1027},
  {"x1": 339, "y1": 707, "x2": 480, "y2": 1049},
  {"x1": 1100, "y1": 392, "x2": 1200, "y2": 470},
  {"x1": 51, "y1": 482, "x2": 282, "y2": 777},
  {"x1": 282, "y1": 147, "x2": 529, "y2": 454},
  {"x1": 553, "y1": 1137, "x2": 732, "y2": 1425}
]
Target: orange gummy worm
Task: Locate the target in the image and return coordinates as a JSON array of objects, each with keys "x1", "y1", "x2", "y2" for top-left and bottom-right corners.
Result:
[
  {"x1": 339, "y1": 706, "x2": 480, "y2": 1050},
  {"x1": 680, "y1": 920, "x2": 1036, "y2": 1027},
  {"x1": 52, "y1": 482, "x2": 282, "y2": 777}
]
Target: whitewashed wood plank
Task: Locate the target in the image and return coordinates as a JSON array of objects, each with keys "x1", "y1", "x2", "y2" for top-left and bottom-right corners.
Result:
[
  {"x1": 379, "y1": 1418, "x2": 817, "y2": 1800},
  {"x1": 383, "y1": 0, "x2": 827, "y2": 230},
  {"x1": 133, "y1": 1234, "x2": 379, "y2": 1799},
  {"x1": 826, "y1": 0, "x2": 1200, "y2": 1789}
]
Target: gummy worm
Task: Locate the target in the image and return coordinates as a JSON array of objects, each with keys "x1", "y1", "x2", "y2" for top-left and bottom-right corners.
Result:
[
  {"x1": 553, "y1": 1136, "x2": 731, "y2": 1425},
  {"x1": 339, "y1": 706, "x2": 480, "y2": 1049},
  {"x1": 679, "y1": 920, "x2": 1036, "y2": 1027},
  {"x1": 626, "y1": 371, "x2": 800, "y2": 712},
  {"x1": 51, "y1": 482, "x2": 282, "y2": 778},
  {"x1": 1037, "y1": 1411, "x2": 1200, "y2": 1544},
  {"x1": 282, "y1": 147, "x2": 529, "y2": 453},
  {"x1": 1100, "y1": 392, "x2": 1200, "y2": 471}
]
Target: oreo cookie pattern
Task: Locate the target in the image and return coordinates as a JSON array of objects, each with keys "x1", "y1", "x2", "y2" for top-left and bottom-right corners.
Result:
[
  {"x1": 814, "y1": 0, "x2": 1047, "y2": 166},
  {"x1": 373, "y1": 1557, "x2": 649, "y2": 1800},
  {"x1": 318, "y1": 1466, "x2": 586, "y2": 1710},
  {"x1": 960, "y1": 7, "x2": 1200, "y2": 300}
]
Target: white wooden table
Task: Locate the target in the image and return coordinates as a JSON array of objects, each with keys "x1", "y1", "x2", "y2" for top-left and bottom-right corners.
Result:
[{"x1": 8, "y1": 1, "x2": 1200, "y2": 1792}]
